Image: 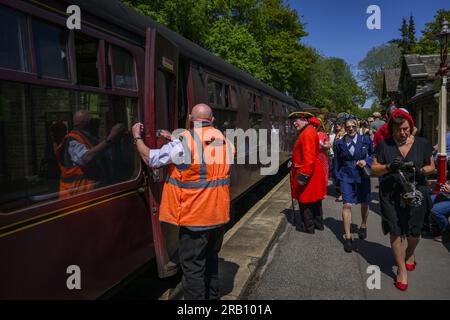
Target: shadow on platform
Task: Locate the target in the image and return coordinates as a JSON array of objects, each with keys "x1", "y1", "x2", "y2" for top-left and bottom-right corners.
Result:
[
  {"x1": 219, "y1": 258, "x2": 239, "y2": 298},
  {"x1": 324, "y1": 217, "x2": 396, "y2": 279},
  {"x1": 281, "y1": 208, "x2": 296, "y2": 227}
]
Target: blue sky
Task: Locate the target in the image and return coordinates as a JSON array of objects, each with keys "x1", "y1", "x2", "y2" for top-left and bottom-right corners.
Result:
[{"x1": 287, "y1": 0, "x2": 449, "y2": 106}]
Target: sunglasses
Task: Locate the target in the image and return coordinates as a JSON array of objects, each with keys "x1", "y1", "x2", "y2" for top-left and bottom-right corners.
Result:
[{"x1": 346, "y1": 125, "x2": 356, "y2": 129}]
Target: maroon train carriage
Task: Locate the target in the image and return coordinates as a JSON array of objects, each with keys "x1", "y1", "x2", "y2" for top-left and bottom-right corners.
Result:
[{"x1": 0, "y1": 0, "x2": 302, "y2": 299}]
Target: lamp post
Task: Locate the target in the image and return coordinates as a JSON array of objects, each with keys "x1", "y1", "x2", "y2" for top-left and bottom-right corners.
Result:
[{"x1": 436, "y1": 20, "x2": 449, "y2": 192}]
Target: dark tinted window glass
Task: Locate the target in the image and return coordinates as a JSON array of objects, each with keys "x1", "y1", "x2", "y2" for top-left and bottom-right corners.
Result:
[
  {"x1": 33, "y1": 19, "x2": 69, "y2": 79},
  {"x1": 0, "y1": 5, "x2": 30, "y2": 72},
  {"x1": 75, "y1": 33, "x2": 99, "y2": 87},
  {"x1": 214, "y1": 81, "x2": 224, "y2": 107},
  {"x1": 0, "y1": 81, "x2": 139, "y2": 212},
  {"x1": 155, "y1": 70, "x2": 176, "y2": 132},
  {"x1": 112, "y1": 46, "x2": 136, "y2": 90},
  {"x1": 207, "y1": 81, "x2": 215, "y2": 104},
  {"x1": 214, "y1": 109, "x2": 237, "y2": 133}
]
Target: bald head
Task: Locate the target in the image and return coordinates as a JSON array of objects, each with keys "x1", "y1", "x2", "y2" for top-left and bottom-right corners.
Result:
[
  {"x1": 190, "y1": 103, "x2": 213, "y2": 122},
  {"x1": 73, "y1": 110, "x2": 91, "y2": 129}
]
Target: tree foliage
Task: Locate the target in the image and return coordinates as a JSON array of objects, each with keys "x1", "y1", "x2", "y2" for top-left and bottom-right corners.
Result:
[
  {"x1": 414, "y1": 9, "x2": 450, "y2": 54},
  {"x1": 309, "y1": 57, "x2": 366, "y2": 114},
  {"x1": 122, "y1": 0, "x2": 366, "y2": 114},
  {"x1": 203, "y1": 18, "x2": 269, "y2": 81},
  {"x1": 358, "y1": 43, "x2": 402, "y2": 101}
]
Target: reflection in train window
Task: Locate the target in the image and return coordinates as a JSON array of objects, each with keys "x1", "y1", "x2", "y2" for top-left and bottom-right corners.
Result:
[
  {"x1": 213, "y1": 109, "x2": 237, "y2": 133},
  {"x1": 207, "y1": 79, "x2": 225, "y2": 107},
  {"x1": 207, "y1": 80, "x2": 215, "y2": 105},
  {"x1": 226, "y1": 85, "x2": 238, "y2": 109},
  {"x1": 0, "y1": 5, "x2": 30, "y2": 72},
  {"x1": 111, "y1": 46, "x2": 136, "y2": 90},
  {"x1": 249, "y1": 113, "x2": 263, "y2": 130},
  {"x1": 155, "y1": 70, "x2": 176, "y2": 132},
  {"x1": 75, "y1": 33, "x2": 99, "y2": 87},
  {"x1": 32, "y1": 19, "x2": 69, "y2": 80},
  {"x1": 0, "y1": 81, "x2": 139, "y2": 212}
]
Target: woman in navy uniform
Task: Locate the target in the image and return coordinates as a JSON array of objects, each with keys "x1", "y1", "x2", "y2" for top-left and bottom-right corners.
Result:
[{"x1": 334, "y1": 118, "x2": 374, "y2": 252}]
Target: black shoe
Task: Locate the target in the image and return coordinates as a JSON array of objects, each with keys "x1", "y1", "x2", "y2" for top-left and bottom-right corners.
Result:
[
  {"x1": 315, "y1": 222, "x2": 325, "y2": 231},
  {"x1": 344, "y1": 238, "x2": 352, "y2": 253},
  {"x1": 358, "y1": 227, "x2": 367, "y2": 240}
]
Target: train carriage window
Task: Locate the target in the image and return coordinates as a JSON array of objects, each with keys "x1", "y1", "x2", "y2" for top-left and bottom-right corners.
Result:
[
  {"x1": 207, "y1": 79, "x2": 225, "y2": 107},
  {"x1": 228, "y1": 86, "x2": 238, "y2": 109},
  {"x1": 111, "y1": 46, "x2": 136, "y2": 90},
  {"x1": 207, "y1": 80, "x2": 215, "y2": 105},
  {"x1": 75, "y1": 33, "x2": 99, "y2": 87},
  {"x1": 214, "y1": 81, "x2": 225, "y2": 107},
  {"x1": 32, "y1": 19, "x2": 69, "y2": 80},
  {"x1": 214, "y1": 109, "x2": 237, "y2": 133},
  {"x1": 0, "y1": 5, "x2": 30, "y2": 72},
  {"x1": 0, "y1": 80, "x2": 139, "y2": 213},
  {"x1": 155, "y1": 70, "x2": 176, "y2": 132}
]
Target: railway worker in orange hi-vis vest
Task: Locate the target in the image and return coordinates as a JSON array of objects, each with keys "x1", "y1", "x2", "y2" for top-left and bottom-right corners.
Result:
[
  {"x1": 132, "y1": 103, "x2": 235, "y2": 300},
  {"x1": 56, "y1": 110, "x2": 124, "y2": 198},
  {"x1": 288, "y1": 111, "x2": 327, "y2": 234}
]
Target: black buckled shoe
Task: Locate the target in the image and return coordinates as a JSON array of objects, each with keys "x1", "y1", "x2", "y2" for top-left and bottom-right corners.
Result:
[
  {"x1": 358, "y1": 227, "x2": 367, "y2": 240},
  {"x1": 344, "y1": 238, "x2": 353, "y2": 253}
]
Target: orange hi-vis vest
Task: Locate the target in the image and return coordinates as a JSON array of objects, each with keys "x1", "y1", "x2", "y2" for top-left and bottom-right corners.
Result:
[
  {"x1": 159, "y1": 125, "x2": 235, "y2": 227},
  {"x1": 56, "y1": 130, "x2": 96, "y2": 198}
]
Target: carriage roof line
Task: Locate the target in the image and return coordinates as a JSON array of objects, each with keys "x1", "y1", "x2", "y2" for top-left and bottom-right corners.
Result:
[{"x1": 67, "y1": 0, "x2": 302, "y2": 109}]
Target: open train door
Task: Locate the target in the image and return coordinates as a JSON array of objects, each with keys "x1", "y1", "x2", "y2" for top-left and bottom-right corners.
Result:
[{"x1": 144, "y1": 28, "x2": 180, "y2": 278}]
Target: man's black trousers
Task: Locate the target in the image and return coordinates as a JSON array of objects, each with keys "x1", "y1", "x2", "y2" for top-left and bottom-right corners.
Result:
[
  {"x1": 178, "y1": 226, "x2": 225, "y2": 300},
  {"x1": 295, "y1": 200, "x2": 324, "y2": 233}
]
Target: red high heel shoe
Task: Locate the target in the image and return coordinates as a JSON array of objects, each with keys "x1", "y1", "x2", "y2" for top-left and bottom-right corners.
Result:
[
  {"x1": 405, "y1": 260, "x2": 417, "y2": 271},
  {"x1": 395, "y1": 271, "x2": 408, "y2": 291},
  {"x1": 395, "y1": 281, "x2": 408, "y2": 291}
]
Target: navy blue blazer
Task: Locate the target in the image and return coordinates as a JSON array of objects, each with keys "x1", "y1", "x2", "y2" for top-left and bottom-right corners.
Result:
[{"x1": 333, "y1": 134, "x2": 374, "y2": 183}]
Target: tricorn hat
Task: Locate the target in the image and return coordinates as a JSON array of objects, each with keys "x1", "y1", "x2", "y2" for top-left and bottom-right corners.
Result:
[{"x1": 288, "y1": 111, "x2": 314, "y2": 120}]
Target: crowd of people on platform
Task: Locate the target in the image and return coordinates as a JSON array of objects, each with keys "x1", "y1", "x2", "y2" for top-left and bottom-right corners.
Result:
[{"x1": 288, "y1": 104, "x2": 450, "y2": 292}]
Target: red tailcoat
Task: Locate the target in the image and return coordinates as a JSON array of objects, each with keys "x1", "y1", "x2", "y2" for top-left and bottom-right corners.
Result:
[{"x1": 290, "y1": 125, "x2": 327, "y2": 203}]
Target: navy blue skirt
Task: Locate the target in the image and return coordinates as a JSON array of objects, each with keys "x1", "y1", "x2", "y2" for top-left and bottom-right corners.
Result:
[{"x1": 341, "y1": 179, "x2": 371, "y2": 204}]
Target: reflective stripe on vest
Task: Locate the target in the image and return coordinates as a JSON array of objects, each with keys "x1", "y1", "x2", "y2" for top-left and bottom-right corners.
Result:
[
  {"x1": 166, "y1": 176, "x2": 231, "y2": 188},
  {"x1": 60, "y1": 174, "x2": 88, "y2": 183}
]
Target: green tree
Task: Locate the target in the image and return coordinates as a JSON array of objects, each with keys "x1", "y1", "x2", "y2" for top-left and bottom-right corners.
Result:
[
  {"x1": 408, "y1": 15, "x2": 417, "y2": 49},
  {"x1": 123, "y1": 0, "x2": 214, "y2": 46},
  {"x1": 203, "y1": 18, "x2": 269, "y2": 81},
  {"x1": 308, "y1": 57, "x2": 366, "y2": 114},
  {"x1": 415, "y1": 9, "x2": 450, "y2": 54},
  {"x1": 358, "y1": 43, "x2": 402, "y2": 101}
]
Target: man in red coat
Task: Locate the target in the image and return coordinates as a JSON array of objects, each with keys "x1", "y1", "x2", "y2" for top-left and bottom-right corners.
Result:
[{"x1": 289, "y1": 112, "x2": 327, "y2": 234}]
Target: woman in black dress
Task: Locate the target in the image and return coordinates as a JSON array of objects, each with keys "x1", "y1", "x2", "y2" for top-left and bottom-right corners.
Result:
[{"x1": 371, "y1": 109, "x2": 434, "y2": 291}]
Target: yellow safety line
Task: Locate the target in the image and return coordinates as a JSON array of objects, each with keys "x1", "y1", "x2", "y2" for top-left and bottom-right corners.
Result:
[
  {"x1": 0, "y1": 191, "x2": 136, "y2": 239},
  {"x1": 0, "y1": 189, "x2": 136, "y2": 231}
]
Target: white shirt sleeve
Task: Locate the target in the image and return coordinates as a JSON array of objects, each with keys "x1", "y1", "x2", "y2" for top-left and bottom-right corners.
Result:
[
  {"x1": 148, "y1": 139, "x2": 184, "y2": 168},
  {"x1": 68, "y1": 140, "x2": 88, "y2": 166}
]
